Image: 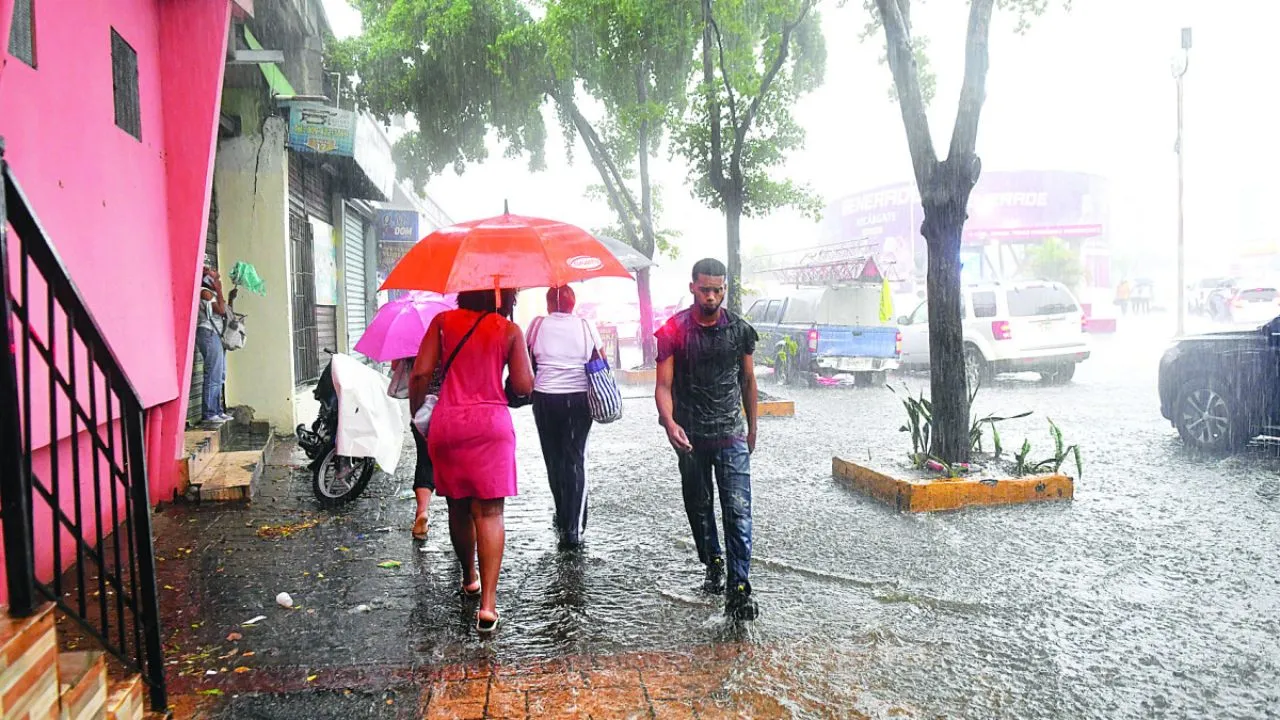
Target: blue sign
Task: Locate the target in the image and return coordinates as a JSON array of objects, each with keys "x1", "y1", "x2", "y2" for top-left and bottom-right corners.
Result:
[
  {"x1": 376, "y1": 209, "x2": 419, "y2": 244},
  {"x1": 287, "y1": 103, "x2": 355, "y2": 156}
]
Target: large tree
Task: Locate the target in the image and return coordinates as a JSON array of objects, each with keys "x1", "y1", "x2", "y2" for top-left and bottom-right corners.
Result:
[
  {"x1": 676, "y1": 0, "x2": 827, "y2": 313},
  {"x1": 330, "y1": 0, "x2": 697, "y2": 364},
  {"x1": 541, "y1": 0, "x2": 698, "y2": 363},
  {"x1": 867, "y1": 0, "x2": 1062, "y2": 463},
  {"x1": 325, "y1": 0, "x2": 553, "y2": 187}
]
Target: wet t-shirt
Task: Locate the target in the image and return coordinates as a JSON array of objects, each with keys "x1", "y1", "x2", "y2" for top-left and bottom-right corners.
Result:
[{"x1": 656, "y1": 308, "x2": 758, "y2": 445}]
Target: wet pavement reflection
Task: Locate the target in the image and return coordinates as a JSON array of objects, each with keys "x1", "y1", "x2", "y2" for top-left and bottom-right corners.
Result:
[{"x1": 156, "y1": 320, "x2": 1280, "y2": 718}]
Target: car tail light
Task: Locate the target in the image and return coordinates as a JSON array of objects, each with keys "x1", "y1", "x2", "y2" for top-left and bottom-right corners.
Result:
[
  {"x1": 992, "y1": 320, "x2": 1012, "y2": 340},
  {"x1": 807, "y1": 329, "x2": 819, "y2": 352},
  {"x1": 895, "y1": 330, "x2": 903, "y2": 356},
  {"x1": 1081, "y1": 315, "x2": 1089, "y2": 333}
]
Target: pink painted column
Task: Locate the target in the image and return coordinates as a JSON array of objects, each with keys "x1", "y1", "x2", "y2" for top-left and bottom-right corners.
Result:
[
  {"x1": 150, "y1": 0, "x2": 231, "y2": 497},
  {"x1": 0, "y1": 0, "x2": 13, "y2": 87}
]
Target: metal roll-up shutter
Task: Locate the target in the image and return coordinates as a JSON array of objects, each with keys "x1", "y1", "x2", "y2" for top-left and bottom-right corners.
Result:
[
  {"x1": 188, "y1": 188, "x2": 220, "y2": 425},
  {"x1": 343, "y1": 203, "x2": 369, "y2": 359},
  {"x1": 315, "y1": 306, "x2": 338, "y2": 360},
  {"x1": 302, "y1": 156, "x2": 333, "y2": 223}
]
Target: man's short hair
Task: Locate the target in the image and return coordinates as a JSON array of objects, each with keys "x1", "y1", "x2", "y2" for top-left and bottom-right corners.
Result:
[
  {"x1": 691, "y1": 258, "x2": 727, "y2": 281},
  {"x1": 547, "y1": 285, "x2": 576, "y2": 312}
]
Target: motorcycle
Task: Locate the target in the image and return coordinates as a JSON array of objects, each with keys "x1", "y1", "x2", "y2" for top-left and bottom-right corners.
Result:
[{"x1": 296, "y1": 352, "x2": 406, "y2": 506}]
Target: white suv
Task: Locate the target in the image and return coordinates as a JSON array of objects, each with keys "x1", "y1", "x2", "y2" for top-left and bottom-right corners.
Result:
[{"x1": 898, "y1": 281, "x2": 1091, "y2": 385}]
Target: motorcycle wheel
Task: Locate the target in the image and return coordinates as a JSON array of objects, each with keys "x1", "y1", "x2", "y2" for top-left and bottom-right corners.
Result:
[{"x1": 312, "y1": 448, "x2": 376, "y2": 506}]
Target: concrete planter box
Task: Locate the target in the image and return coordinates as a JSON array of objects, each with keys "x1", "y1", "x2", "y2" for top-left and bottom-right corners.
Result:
[
  {"x1": 618, "y1": 367, "x2": 657, "y2": 386},
  {"x1": 832, "y1": 457, "x2": 1073, "y2": 513},
  {"x1": 757, "y1": 391, "x2": 794, "y2": 417}
]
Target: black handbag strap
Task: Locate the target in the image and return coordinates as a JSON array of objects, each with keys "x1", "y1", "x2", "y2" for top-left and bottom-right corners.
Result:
[{"x1": 439, "y1": 311, "x2": 489, "y2": 380}]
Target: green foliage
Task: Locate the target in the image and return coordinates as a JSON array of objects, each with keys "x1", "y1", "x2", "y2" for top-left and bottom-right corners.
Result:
[
  {"x1": 1025, "y1": 237, "x2": 1083, "y2": 287},
  {"x1": 673, "y1": 0, "x2": 827, "y2": 219},
  {"x1": 893, "y1": 383, "x2": 1031, "y2": 468},
  {"x1": 1012, "y1": 419, "x2": 1084, "y2": 478},
  {"x1": 890, "y1": 384, "x2": 933, "y2": 468},
  {"x1": 327, "y1": 0, "x2": 553, "y2": 187},
  {"x1": 775, "y1": 335, "x2": 800, "y2": 363},
  {"x1": 587, "y1": 184, "x2": 683, "y2": 261}
]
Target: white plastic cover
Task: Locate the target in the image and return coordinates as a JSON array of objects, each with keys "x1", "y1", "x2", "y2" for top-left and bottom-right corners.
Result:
[{"x1": 329, "y1": 353, "x2": 407, "y2": 473}]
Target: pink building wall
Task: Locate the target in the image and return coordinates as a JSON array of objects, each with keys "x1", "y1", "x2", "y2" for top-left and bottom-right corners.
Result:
[{"x1": 0, "y1": 0, "x2": 231, "y2": 600}]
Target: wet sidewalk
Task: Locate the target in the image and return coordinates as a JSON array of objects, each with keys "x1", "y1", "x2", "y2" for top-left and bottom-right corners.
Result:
[
  {"x1": 169, "y1": 645, "x2": 886, "y2": 719},
  {"x1": 153, "y1": 415, "x2": 891, "y2": 718}
]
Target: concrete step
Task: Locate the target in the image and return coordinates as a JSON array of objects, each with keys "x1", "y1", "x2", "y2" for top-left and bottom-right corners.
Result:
[
  {"x1": 178, "y1": 427, "x2": 223, "y2": 497},
  {"x1": 105, "y1": 675, "x2": 144, "y2": 720},
  {"x1": 56, "y1": 650, "x2": 107, "y2": 720},
  {"x1": 187, "y1": 421, "x2": 276, "y2": 503},
  {"x1": 0, "y1": 603, "x2": 59, "y2": 719}
]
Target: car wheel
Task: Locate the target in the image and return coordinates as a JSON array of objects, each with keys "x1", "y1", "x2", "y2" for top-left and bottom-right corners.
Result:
[
  {"x1": 1040, "y1": 363, "x2": 1077, "y2": 384},
  {"x1": 774, "y1": 352, "x2": 793, "y2": 386},
  {"x1": 963, "y1": 345, "x2": 990, "y2": 391},
  {"x1": 1175, "y1": 377, "x2": 1253, "y2": 452}
]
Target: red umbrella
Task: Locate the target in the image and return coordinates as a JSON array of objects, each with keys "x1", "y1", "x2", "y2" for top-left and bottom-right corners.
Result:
[{"x1": 379, "y1": 211, "x2": 633, "y2": 293}]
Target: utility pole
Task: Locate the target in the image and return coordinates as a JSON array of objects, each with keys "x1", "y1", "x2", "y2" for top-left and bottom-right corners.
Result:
[{"x1": 1172, "y1": 27, "x2": 1191, "y2": 337}]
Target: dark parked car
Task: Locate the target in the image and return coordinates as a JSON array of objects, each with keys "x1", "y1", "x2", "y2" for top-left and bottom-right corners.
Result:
[{"x1": 1159, "y1": 316, "x2": 1280, "y2": 451}]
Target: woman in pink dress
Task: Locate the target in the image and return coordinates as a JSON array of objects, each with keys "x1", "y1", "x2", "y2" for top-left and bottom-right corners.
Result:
[{"x1": 409, "y1": 289, "x2": 533, "y2": 633}]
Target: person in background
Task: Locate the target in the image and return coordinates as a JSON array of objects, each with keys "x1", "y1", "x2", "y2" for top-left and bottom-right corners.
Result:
[
  {"x1": 655, "y1": 258, "x2": 761, "y2": 621},
  {"x1": 390, "y1": 355, "x2": 434, "y2": 540},
  {"x1": 527, "y1": 286, "x2": 601, "y2": 549},
  {"x1": 1115, "y1": 279, "x2": 1132, "y2": 316},
  {"x1": 196, "y1": 267, "x2": 232, "y2": 424},
  {"x1": 410, "y1": 289, "x2": 533, "y2": 634}
]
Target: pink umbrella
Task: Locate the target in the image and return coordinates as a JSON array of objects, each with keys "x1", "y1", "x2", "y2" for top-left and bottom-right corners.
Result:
[{"x1": 354, "y1": 291, "x2": 456, "y2": 362}]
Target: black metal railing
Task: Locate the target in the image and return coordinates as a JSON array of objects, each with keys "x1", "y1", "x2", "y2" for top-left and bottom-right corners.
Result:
[{"x1": 0, "y1": 141, "x2": 166, "y2": 710}]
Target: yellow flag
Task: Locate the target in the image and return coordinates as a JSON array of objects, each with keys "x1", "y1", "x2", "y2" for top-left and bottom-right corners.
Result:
[{"x1": 879, "y1": 278, "x2": 894, "y2": 323}]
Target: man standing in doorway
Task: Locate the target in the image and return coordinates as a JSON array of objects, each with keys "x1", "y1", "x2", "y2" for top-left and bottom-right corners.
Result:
[{"x1": 655, "y1": 258, "x2": 760, "y2": 620}]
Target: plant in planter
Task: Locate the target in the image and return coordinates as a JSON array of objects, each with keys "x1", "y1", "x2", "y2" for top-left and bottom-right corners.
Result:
[
  {"x1": 891, "y1": 383, "x2": 1030, "y2": 471},
  {"x1": 1012, "y1": 419, "x2": 1084, "y2": 479}
]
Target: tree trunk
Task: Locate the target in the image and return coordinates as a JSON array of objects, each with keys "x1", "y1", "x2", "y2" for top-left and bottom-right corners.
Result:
[
  {"x1": 921, "y1": 175, "x2": 972, "y2": 464},
  {"x1": 725, "y1": 193, "x2": 744, "y2": 313},
  {"x1": 636, "y1": 267, "x2": 656, "y2": 366},
  {"x1": 636, "y1": 70, "x2": 658, "y2": 365}
]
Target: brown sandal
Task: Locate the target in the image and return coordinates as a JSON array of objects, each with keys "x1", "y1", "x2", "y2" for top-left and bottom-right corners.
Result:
[{"x1": 411, "y1": 516, "x2": 429, "y2": 540}]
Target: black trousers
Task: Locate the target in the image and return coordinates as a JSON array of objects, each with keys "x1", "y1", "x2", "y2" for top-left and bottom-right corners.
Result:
[
  {"x1": 532, "y1": 391, "x2": 593, "y2": 541},
  {"x1": 412, "y1": 425, "x2": 435, "y2": 492}
]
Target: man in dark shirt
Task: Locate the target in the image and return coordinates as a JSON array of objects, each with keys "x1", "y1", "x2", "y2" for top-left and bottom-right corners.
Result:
[{"x1": 655, "y1": 258, "x2": 760, "y2": 620}]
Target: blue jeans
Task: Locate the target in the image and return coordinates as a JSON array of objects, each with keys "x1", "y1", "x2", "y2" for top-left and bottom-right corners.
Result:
[
  {"x1": 195, "y1": 327, "x2": 225, "y2": 420},
  {"x1": 678, "y1": 440, "x2": 752, "y2": 593}
]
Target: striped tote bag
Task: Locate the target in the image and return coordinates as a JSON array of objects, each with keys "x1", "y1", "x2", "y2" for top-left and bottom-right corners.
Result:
[{"x1": 580, "y1": 320, "x2": 622, "y2": 423}]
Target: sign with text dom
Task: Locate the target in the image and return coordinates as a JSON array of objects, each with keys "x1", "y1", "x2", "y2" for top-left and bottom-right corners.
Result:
[
  {"x1": 375, "y1": 209, "x2": 419, "y2": 244},
  {"x1": 287, "y1": 103, "x2": 356, "y2": 156}
]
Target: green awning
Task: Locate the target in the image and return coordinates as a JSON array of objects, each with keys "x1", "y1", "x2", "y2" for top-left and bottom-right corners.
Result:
[{"x1": 243, "y1": 26, "x2": 296, "y2": 97}]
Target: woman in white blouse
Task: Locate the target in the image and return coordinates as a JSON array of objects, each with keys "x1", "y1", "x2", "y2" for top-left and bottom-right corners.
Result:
[{"x1": 527, "y1": 286, "x2": 602, "y2": 548}]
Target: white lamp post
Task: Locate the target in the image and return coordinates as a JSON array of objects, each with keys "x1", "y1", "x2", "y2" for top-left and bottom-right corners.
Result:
[{"x1": 1172, "y1": 27, "x2": 1191, "y2": 336}]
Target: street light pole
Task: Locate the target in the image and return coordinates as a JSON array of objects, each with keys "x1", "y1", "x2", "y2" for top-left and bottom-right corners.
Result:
[{"x1": 1172, "y1": 28, "x2": 1192, "y2": 337}]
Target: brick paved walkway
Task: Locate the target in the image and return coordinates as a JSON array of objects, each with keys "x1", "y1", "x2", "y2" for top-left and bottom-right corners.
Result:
[{"x1": 167, "y1": 645, "x2": 893, "y2": 718}]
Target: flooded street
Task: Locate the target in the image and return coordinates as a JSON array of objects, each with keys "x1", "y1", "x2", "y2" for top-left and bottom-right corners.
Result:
[{"x1": 159, "y1": 317, "x2": 1280, "y2": 719}]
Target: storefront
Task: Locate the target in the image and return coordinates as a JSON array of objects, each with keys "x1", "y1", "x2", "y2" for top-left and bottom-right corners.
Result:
[{"x1": 283, "y1": 101, "x2": 394, "y2": 385}]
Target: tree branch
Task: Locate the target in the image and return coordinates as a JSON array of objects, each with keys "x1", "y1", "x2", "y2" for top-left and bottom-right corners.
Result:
[
  {"x1": 708, "y1": 13, "x2": 740, "y2": 134},
  {"x1": 737, "y1": 0, "x2": 814, "y2": 149},
  {"x1": 635, "y1": 66, "x2": 657, "y2": 257},
  {"x1": 701, "y1": 0, "x2": 727, "y2": 194},
  {"x1": 875, "y1": 0, "x2": 937, "y2": 190},
  {"x1": 948, "y1": 0, "x2": 994, "y2": 162},
  {"x1": 554, "y1": 91, "x2": 644, "y2": 248}
]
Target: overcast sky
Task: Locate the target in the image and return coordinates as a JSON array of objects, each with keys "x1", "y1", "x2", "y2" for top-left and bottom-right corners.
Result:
[{"x1": 321, "y1": 0, "x2": 1280, "y2": 299}]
